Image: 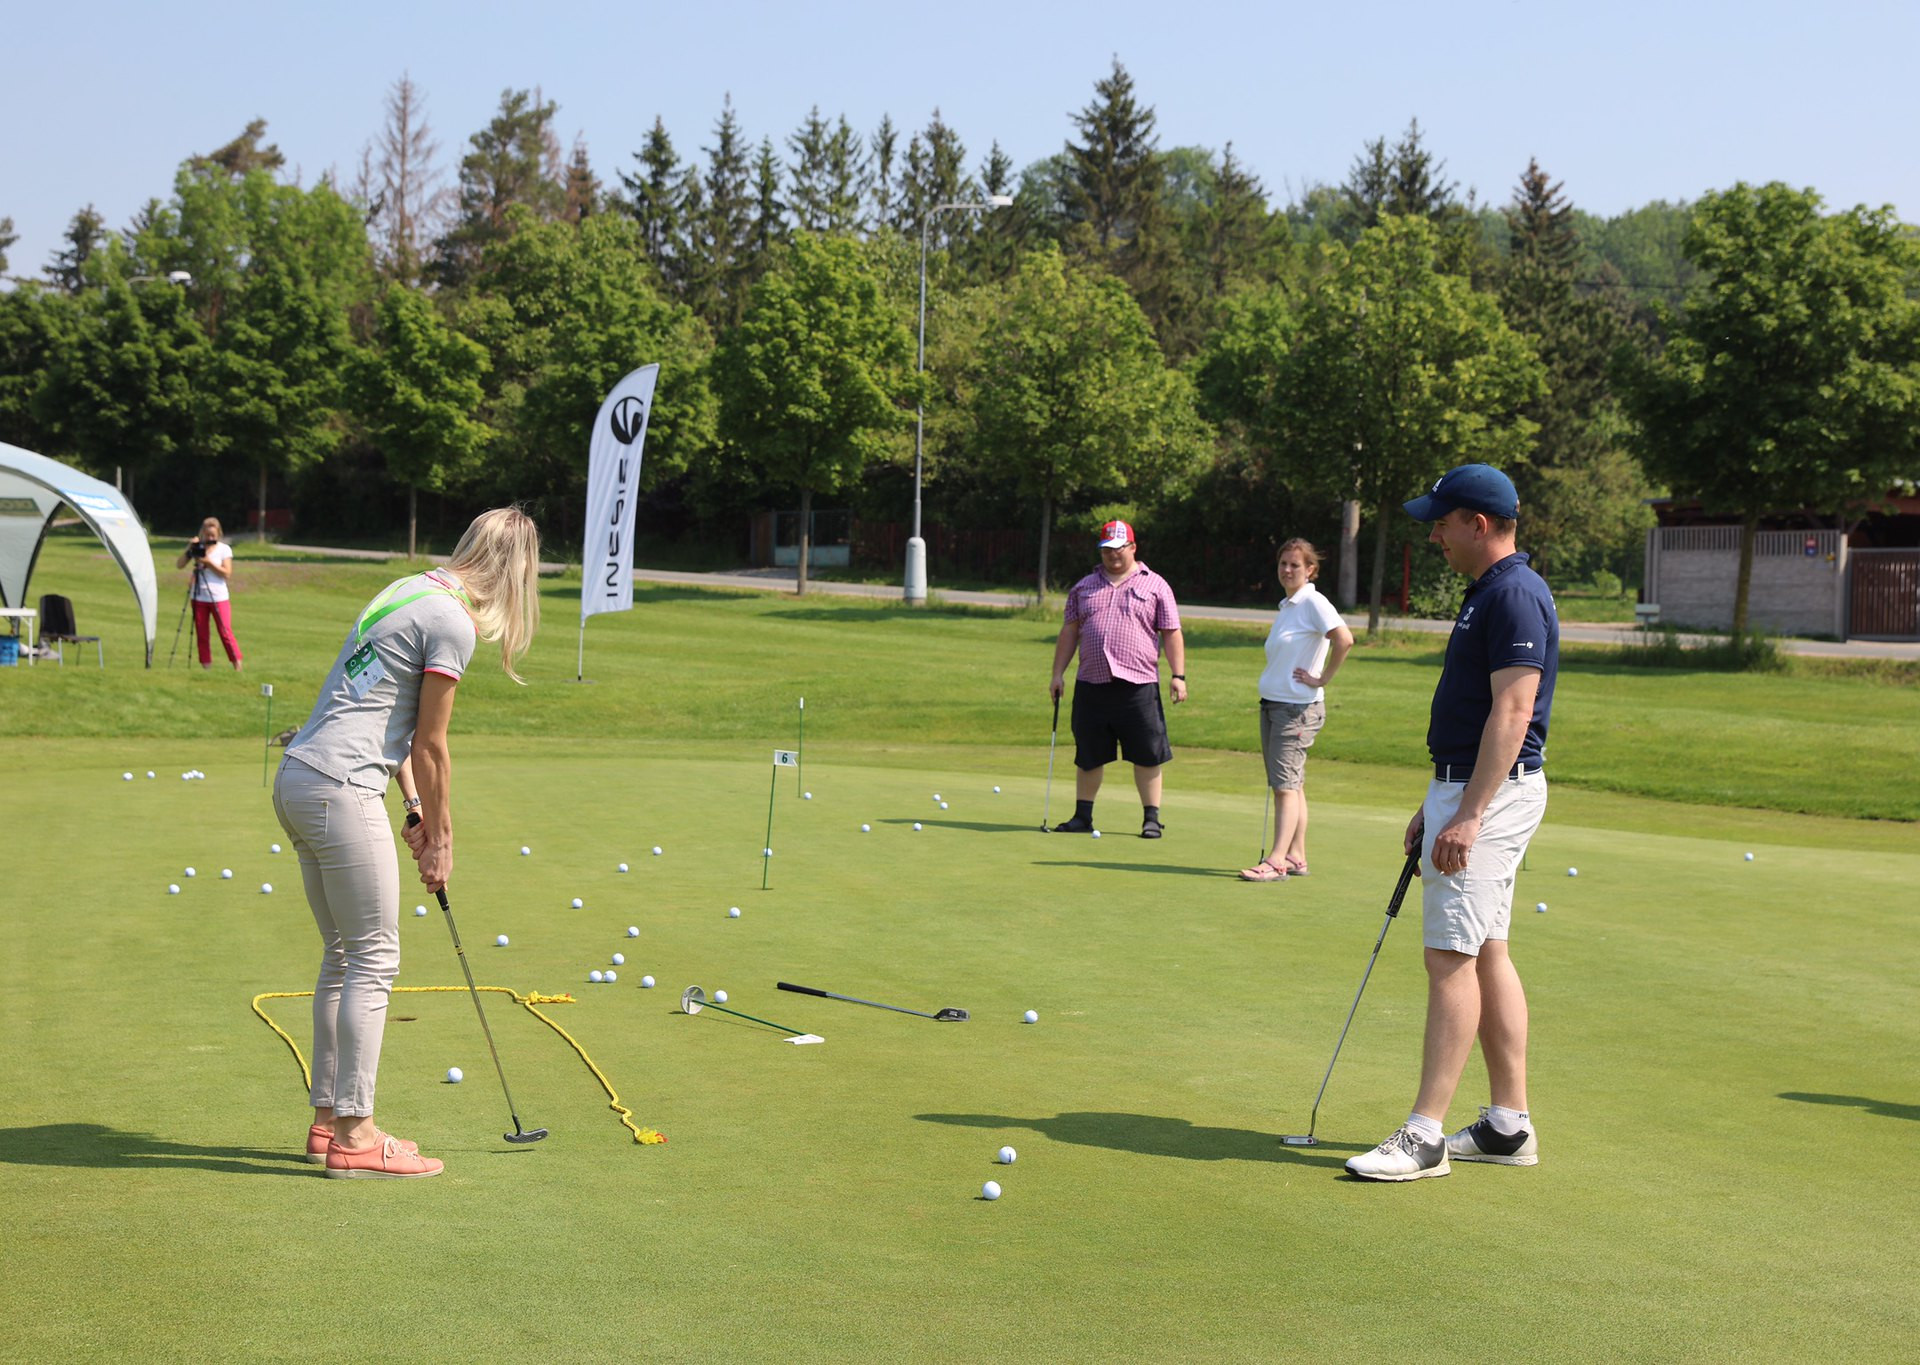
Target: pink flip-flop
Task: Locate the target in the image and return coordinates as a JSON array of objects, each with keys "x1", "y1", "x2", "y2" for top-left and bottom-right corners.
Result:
[{"x1": 1238, "y1": 858, "x2": 1288, "y2": 882}]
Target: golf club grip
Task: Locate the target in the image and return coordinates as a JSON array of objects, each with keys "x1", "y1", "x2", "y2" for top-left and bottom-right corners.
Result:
[
  {"x1": 404, "y1": 811, "x2": 452, "y2": 903},
  {"x1": 1385, "y1": 850, "x2": 1420, "y2": 916},
  {"x1": 777, "y1": 982, "x2": 829, "y2": 998}
]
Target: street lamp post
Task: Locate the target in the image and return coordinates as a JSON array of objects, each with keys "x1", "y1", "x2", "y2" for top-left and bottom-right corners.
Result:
[{"x1": 905, "y1": 195, "x2": 1013, "y2": 604}]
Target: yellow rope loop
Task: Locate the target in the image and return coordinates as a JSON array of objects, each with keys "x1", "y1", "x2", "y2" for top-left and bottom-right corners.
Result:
[{"x1": 251, "y1": 985, "x2": 664, "y2": 1146}]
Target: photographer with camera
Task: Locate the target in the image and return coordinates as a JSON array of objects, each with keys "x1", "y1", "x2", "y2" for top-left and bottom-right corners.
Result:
[{"x1": 174, "y1": 516, "x2": 244, "y2": 670}]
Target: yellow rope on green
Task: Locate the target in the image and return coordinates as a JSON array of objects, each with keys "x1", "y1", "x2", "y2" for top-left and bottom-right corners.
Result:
[{"x1": 250, "y1": 985, "x2": 666, "y2": 1145}]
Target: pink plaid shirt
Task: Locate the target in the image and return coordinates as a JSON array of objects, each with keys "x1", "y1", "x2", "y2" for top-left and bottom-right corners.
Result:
[{"x1": 1064, "y1": 564, "x2": 1182, "y2": 684}]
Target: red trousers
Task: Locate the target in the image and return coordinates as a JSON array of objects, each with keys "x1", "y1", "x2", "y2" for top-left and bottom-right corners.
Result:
[{"x1": 193, "y1": 599, "x2": 243, "y2": 667}]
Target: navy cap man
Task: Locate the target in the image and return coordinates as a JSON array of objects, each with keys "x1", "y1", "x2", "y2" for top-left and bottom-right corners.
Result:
[{"x1": 1346, "y1": 463, "x2": 1560, "y2": 1182}]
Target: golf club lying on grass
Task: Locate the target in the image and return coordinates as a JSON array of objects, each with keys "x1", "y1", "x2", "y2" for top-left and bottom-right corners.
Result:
[
  {"x1": 681, "y1": 985, "x2": 823, "y2": 1044},
  {"x1": 777, "y1": 981, "x2": 968, "y2": 1021},
  {"x1": 1281, "y1": 848, "x2": 1421, "y2": 1148},
  {"x1": 408, "y1": 812, "x2": 548, "y2": 1144},
  {"x1": 1041, "y1": 693, "x2": 1060, "y2": 832}
]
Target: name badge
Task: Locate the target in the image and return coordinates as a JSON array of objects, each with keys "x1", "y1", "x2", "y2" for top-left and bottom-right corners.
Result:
[{"x1": 344, "y1": 641, "x2": 387, "y2": 699}]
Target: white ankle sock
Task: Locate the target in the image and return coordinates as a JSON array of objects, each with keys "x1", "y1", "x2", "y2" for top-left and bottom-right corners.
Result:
[
  {"x1": 1487, "y1": 1105, "x2": 1529, "y2": 1136},
  {"x1": 1406, "y1": 1112, "x2": 1444, "y2": 1143}
]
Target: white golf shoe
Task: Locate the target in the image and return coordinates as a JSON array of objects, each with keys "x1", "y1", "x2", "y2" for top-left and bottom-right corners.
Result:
[
  {"x1": 1344, "y1": 1124, "x2": 1451, "y2": 1182},
  {"x1": 1445, "y1": 1108, "x2": 1540, "y2": 1166}
]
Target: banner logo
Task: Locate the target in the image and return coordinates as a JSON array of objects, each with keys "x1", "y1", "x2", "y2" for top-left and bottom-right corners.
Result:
[{"x1": 610, "y1": 397, "x2": 649, "y2": 446}]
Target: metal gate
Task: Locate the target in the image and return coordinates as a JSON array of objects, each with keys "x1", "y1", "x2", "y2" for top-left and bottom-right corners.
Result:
[{"x1": 1849, "y1": 549, "x2": 1920, "y2": 639}]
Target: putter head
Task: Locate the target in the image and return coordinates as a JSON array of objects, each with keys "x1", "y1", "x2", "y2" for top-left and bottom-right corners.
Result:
[
  {"x1": 680, "y1": 984, "x2": 706, "y2": 1015},
  {"x1": 1279, "y1": 1134, "x2": 1318, "y2": 1146},
  {"x1": 505, "y1": 1127, "x2": 549, "y2": 1144},
  {"x1": 933, "y1": 1008, "x2": 969, "y2": 1022}
]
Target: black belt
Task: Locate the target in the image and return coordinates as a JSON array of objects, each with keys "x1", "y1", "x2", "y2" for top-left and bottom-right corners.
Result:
[{"x1": 1434, "y1": 761, "x2": 1541, "y2": 783}]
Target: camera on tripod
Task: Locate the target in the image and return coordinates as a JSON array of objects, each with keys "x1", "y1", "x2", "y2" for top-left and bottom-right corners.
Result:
[{"x1": 187, "y1": 540, "x2": 208, "y2": 560}]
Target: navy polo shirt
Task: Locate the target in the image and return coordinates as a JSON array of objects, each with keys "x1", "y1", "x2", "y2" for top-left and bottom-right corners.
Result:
[{"x1": 1427, "y1": 552, "x2": 1559, "y2": 770}]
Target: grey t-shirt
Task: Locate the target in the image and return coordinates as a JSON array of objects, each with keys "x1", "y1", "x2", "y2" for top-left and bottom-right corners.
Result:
[{"x1": 285, "y1": 570, "x2": 478, "y2": 791}]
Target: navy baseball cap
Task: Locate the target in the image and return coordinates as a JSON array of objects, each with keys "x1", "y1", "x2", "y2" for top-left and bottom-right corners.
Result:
[{"x1": 1404, "y1": 464, "x2": 1519, "y2": 522}]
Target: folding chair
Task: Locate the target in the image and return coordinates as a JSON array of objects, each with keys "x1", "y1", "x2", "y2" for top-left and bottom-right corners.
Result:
[{"x1": 37, "y1": 594, "x2": 103, "y2": 668}]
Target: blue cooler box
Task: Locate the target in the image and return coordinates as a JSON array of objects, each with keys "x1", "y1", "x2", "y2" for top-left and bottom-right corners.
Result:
[{"x1": 0, "y1": 635, "x2": 18, "y2": 666}]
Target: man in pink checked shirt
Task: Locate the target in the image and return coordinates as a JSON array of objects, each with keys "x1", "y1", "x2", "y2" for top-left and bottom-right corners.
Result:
[{"x1": 1048, "y1": 519, "x2": 1187, "y2": 839}]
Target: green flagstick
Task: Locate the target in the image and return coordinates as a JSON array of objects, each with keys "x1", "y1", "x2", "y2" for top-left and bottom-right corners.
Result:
[
  {"x1": 796, "y1": 696, "x2": 805, "y2": 795},
  {"x1": 260, "y1": 683, "x2": 274, "y2": 786}
]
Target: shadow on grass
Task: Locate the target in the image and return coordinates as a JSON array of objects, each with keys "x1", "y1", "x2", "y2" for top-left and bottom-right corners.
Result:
[
  {"x1": 0, "y1": 1123, "x2": 311, "y2": 1176},
  {"x1": 1032, "y1": 860, "x2": 1237, "y2": 879},
  {"x1": 876, "y1": 819, "x2": 1043, "y2": 835},
  {"x1": 917, "y1": 1110, "x2": 1365, "y2": 1168},
  {"x1": 1778, "y1": 1092, "x2": 1920, "y2": 1122}
]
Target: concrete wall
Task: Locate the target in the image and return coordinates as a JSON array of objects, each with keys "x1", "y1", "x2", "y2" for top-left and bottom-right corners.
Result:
[{"x1": 1643, "y1": 527, "x2": 1847, "y2": 637}]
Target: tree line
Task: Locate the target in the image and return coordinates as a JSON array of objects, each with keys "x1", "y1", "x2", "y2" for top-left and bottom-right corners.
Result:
[{"x1": 2, "y1": 61, "x2": 1915, "y2": 631}]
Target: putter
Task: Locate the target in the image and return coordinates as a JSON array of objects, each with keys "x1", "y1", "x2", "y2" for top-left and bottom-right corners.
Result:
[
  {"x1": 1258, "y1": 783, "x2": 1271, "y2": 867},
  {"x1": 681, "y1": 985, "x2": 821, "y2": 1043},
  {"x1": 408, "y1": 813, "x2": 547, "y2": 1144},
  {"x1": 1041, "y1": 693, "x2": 1061, "y2": 832},
  {"x1": 1280, "y1": 849, "x2": 1421, "y2": 1147},
  {"x1": 777, "y1": 981, "x2": 967, "y2": 1021}
]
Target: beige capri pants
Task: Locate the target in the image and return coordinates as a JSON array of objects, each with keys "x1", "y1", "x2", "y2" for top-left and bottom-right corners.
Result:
[{"x1": 1259, "y1": 698, "x2": 1326, "y2": 790}]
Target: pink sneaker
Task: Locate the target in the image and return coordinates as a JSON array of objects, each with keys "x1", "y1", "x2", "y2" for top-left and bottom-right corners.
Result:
[
  {"x1": 308, "y1": 1123, "x2": 417, "y2": 1165},
  {"x1": 325, "y1": 1131, "x2": 443, "y2": 1179}
]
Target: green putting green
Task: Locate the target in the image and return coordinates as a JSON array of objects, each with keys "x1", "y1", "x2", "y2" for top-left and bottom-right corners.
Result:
[{"x1": 2, "y1": 535, "x2": 1915, "y2": 1359}]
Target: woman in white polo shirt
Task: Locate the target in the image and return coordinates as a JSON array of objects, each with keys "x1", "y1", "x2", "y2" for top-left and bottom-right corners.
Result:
[
  {"x1": 174, "y1": 515, "x2": 243, "y2": 669},
  {"x1": 1240, "y1": 539, "x2": 1353, "y2": 882}
]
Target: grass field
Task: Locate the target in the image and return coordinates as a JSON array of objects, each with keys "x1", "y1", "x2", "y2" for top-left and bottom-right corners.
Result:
[{"x1": 3, "y1": 532, "x2": 1917, "y2": 1361}]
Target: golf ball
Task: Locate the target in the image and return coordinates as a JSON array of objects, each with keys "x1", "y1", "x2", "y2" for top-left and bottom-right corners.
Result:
[
  {"x1": 1023, "y1": 1010, "x2": 1039, "y2": 1024},
  {"x1": 123, "y1": 773, "x2": 133, "y2": 781},
  {"x1": 605, "y1": 970, "x2": 617, "y2": 983},
  {"x1": 1091, "y1": 830, "x2": 1102, "y2": 839},
  {"x1": 998, "y1": 1146, "x2": 1017, "y2": 1164},
  {"x1": 270, "y1": 843, "x2": 281, "y2": 854},
  {"x1": 415, "y1": 905, "x2": 428, "y2": 917},
  {"x1": 993, "y1": 786, "x2": 1001, "y2": 793},
  {"x1": 146, "y1": 771, "x2": 155, "y2": 780},
  {"x1": 590, "y1": 970, "x2": 605, "y2": 983},
  {"x1": 641, "y1": 975, "x2": 655, "y2": 988},
  {"x1": 652, "y1": 846, "x2": 663, "y2": 856},
  {"x1": 1567, "y1": 867, "x2": 1578, "y2": 877},
  {"x1": 168, "y1": 884, "x2": 180, "y2": 895},
  {"x1": 714, "y1": 989, "x2": 729, "y2": 1003},
  {"x1": 1536, "y1": 902, "x2": 1548, "y2": 914},
  {"x1": 446, "y1": 1067, "x2": 463, "y2": 1084},
  {"x1": 611, "y1": 952, "x2": 624, "y2": 966},
  {"x1": 913, "y1": 822, "x2": 923, "y2": 831},
  {"x1": 495, "y1": 934, "x2": 509, "y2": 947},
  {"x1": 763, "y1": 847, "x2": 773, "y2": 857},
  {"x1": 804, "y1": 791, "x2": 813, "y2": 800},
  {"x1": 571, "y1": 897, "x2": 584, "y2": 908},
  {"x1": 221, "y1": 869, "x2": 232, "y2": 879},
  {"x1": 939, "y1": 801, "x2": 949, "y2": 810},
  {"x1": 933, "y1": 793, "x2": 942, "y2": 802},
  {"x1": 521, "y1": 846, "x2": 531, "y2": 856},
  {"x1": 982, "y1": 1181, "x2": 1002, "y2": 1201},
  {"x1": 1745, "y1": 852, "x2": 1755, "y2": 861},
  {"x1": 260, "y1": 883, "x2": 273, "y2": 894},
  {"x1": 626, "y1": 926, "x2": 639, "y2": 937},
  {"x1": 184, "y1": 867, "x2": 196, "y2": 877},
  {"x1": 728, "y1": 907, "x2": 741, "y2": 919},
  {"x1": 861, "y1": 824, "x2": 871, "y2": 832},
  {"x1": 618, "y1": 862, "x2": 629, "y2": 873}
]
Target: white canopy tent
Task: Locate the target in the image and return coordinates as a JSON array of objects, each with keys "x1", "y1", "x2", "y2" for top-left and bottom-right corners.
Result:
[{"x1": 0, "y1": 443, "x2": 159, "y2": 665}]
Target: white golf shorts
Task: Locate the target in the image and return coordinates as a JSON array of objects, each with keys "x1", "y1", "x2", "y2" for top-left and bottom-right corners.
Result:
[{"x1": 1420, "y1": 770, "x2": 1547, "y2": 954}]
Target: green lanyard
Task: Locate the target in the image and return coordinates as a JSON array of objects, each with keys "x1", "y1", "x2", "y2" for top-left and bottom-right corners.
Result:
[{"x1": 354, "y1": 573, "x2": 470, "y2": 642}]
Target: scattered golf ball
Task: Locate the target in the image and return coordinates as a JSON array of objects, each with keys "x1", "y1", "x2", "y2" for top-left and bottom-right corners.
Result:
[
  {"x1": 495, "y1": 934, "x2": 509, "y2": 947},
  {"x1": 1744, "y1": 852, "x2": 1755, "y2": 861},
  {"x1": 1536, "y1": 902, "x2": 1548, "y2": 914},
  {"x1": 1567, "y1": 867, "x2": 1578, "y2": 877},
  {"x1": 641, "y1": 975, "x2": 655, "y2": 988},
  {"x1": 604, "y1": 970, "x2": 617, "y2": 983},
  {"x1": 168, "y1": 884, "x2": 180, "y2": 895},
  {"x1": 998, "y1": 1146, "x2": 1017, "y2": 1164},
  {"x1": 803, "y1": 791, "x2": 813, "y2": 800},
  {"x1": 714, "y1": 989, "x2": 729, "y2": 1003},
  {"x1": 146, "y1": 771, "x2": 155, "y2": 780},
  {"x1": 993, "y1": 786, "x2": 1001, "y2": 793},
  {"x1": 913, "y1": 822, "x2": 923, "y2": 831},
  {"x1": 270, "y1": 843, "x2": 281, "y2": 854},
  {"x1": 611, "y1": 952, "x2": 624, "y2": 966},
  {"x1": 123, "y1": 773, "x2": 133, "y2": 781},
  {"x1": 861, "y1": 823, "x2": 871, "y2": 832},
  {"x1": 446, "y1": 1067, "x2": 463, "y2": 1084},
  {"x1": 1091, "y1": 830, "x2": 1102, "y2": 839},
  {"x1": 933, "y1": 793, "x2": 942, "y2": 802},
  {"x1": 415, "y1": 905, "x2": 428, "y2": 917},
  {"x1": 570, "y1": 897, "x2": 584, "y2": 908},
  {"x1": 520, "y1": 846, "x2": 531, "y2": 856},
  {"x1": 626, "y1": 926, "x2": 639, "y2": 937},
  {"x1": 184, "y1": 867, "x2": 196, "y2": 877},
  {"x1": 763, "y1": 847, "x2": 773, "y2": 857},
  {"x1": 1023, "y1": 1009, "x2": 1039, "y2": 1024},
  {"x1": 221, "y1": 869, "x2": 233, "y2": 879},
  {"x1": 590, "y1": 970, "x2": 605, "y2": 983},
  {"x1": 728, "y1": 907, "x2": 741, "y2": 919},
  {"x1": 260, "y1": 883, "x2": 273, "y2": 894},
  {"x1": 982, "y1": 1181, "x2": 1002, "y2": 1201},
  {"x1": 618, "y1": 862, "x2": 629, "y2": 872},
  {"x1": 652, "y1": 846, "x2": 663, "y2": 856},
  {"x1": 939, "y1": 801, "x2": 949, "y2": 810}
]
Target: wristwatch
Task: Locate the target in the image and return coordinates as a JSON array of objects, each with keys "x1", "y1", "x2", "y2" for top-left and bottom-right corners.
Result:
[{"x1": 402, "y1": 796, "x2": 422, "y2": 812}]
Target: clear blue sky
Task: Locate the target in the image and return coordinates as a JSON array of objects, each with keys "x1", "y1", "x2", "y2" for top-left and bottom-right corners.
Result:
[{"x1": 3, "y1": 0, "x2": 1913, "y2": 279}]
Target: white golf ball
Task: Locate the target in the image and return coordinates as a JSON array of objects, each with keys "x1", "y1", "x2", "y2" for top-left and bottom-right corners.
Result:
[
  {"x1": 714, "y1": 989, "x2": 729, "y2": 1003},
  {"x1": 521, "y1": 846, "x2": 531, "y2": 856},
  {"x1": 913, "y1": 822, "x2": 923, "y2": 831},
  {"x1": 626, "y1": 926, "x2": 639, "y2": 938},
  {"x1": 446, "y1": 1067, "x2": 463, "y2": 1084},
  {"x1": 415, "y1": 905, "x2": 428, "y2": 917},
  {"x1": 604, "y1": 970, "x2": 617, "y2": 983},
  {"x1": 184, "y1": 867, "x2": 196, "y2": 877},
  {"x1": 728, "y1": 907, "x2": 741, "y2": 919},
  {"x1": 270, "y1": 843, "x2": 281, "y2": 854},
  {"x1": 652, "y1": 846, "x2": 663, "y2": 856},
  {"x1": 763, "y1": 847, "x2": 773, "y2": 857},
  {"x1": 993, "y1": 786, "x2": 1001, "y2": 793},
  {"x1": 570, "y1": 897, "x2": 583, "y2": 908},
  {"x1": 168, "y1": 884, "x2": 180, "y2": 895},
  {"x1": 1744, "y1": 852, "x2": 1755, "y2": 861},
  {"x1": 1091, "y1": 830, "x2": 1102, "y2": 839},
  {"x1": 982, "y1": 1181, "x2": 1002, "y2": 1201},
  {"x1": 618, "y1": 862, "x2": 629, "y2": 873},
  {"x1": 590, "y1": 970, "x2": 604, "y2": 983},
  {"x1": 641, "y1": 975, "x2": 655, "y2": 988},
  {"x1": 221, "y1": 869, "x2": 232, "y2": 879},
  {"x1": 861, "y1": 824, "x2": 871, "y2": 832},
  {"x1": 495, "y1": 934, "x2": 509, "y2": 947},
  {"x1": 611, "y1": 953, "x2": 624, "y2": 966},
  {"x1": 1023, "y1": 1009, "x2": 1039, "y2": 1024},
  {"x1": 123, "y1": 773, "x2": 133, "y2": 781},
  {"x1": 804, "y1": 791, "x2": 813, "y2": 800},
  {"x1": 260, "y1": 883, "x2": 272, "y2": 894},
  {"x1": 146, "y1": 771, "x2": 155, "y2": 780},
  {"x1": 939, "y1": 801, "x2": 949, "y2": 810},
  {"x1": 933, "y1": 793, "x2": 942, "y2": 802},
  {"x1": 998, "y1": 1146, "x2": 1017, "y2": 1164},
  {"x1": 1567, "y1": 867, "x2": 1578, "y2": 877},
  {"x1": 1535, "y1": 902, "x2": 1548, "y2": 914}
]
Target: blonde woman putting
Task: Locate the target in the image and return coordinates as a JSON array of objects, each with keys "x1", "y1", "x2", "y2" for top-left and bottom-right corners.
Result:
[
  {"x1": 1241, "y1": 539, "x2": 1353, "y2": 881},
  {"x1": 273, "y1": 508, "x2": 541, "y2": 1178}
]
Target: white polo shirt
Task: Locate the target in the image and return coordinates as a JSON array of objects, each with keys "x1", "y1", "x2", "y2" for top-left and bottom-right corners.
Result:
[{"x1": 1257, "y1": 582, "x2": 1345, "y2": 703}]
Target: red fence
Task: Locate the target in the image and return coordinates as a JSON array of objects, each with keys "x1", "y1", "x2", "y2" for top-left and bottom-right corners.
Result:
[{"x1": 1849, "y1": 549, "x2": 1920, "y2": 638}]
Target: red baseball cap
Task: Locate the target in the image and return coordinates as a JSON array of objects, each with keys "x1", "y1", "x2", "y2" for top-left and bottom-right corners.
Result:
[{"x1": 1098, "y1": 519, "x2": 1135, "y2": 548}]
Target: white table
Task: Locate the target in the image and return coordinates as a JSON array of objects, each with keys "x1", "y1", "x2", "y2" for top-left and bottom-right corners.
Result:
[{"x1": 0, "y1": 607, "x2": 35, "y2": 667}]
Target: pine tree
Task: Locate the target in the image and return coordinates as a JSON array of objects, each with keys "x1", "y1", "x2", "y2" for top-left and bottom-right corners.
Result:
[
  {"x1": 1341, "y1": 119, "x2": 1458, "y2": 235},
  {"x1": 1063, "y1": 59, "x2": 1162, "y2": 252},
  {"x1": 787, "y1": 107, "x2": 833, "y2": 233},
  {"x1": 1190, "y1": 143, "x2": 1270, "y2": 297},
  {"x1": 900, "y1": 110, "x2": 974, "y2": 249},
  {"x1": 47, "y1": 206, "x2": 107, "y2": 293},
  {"x1": 193, "y1": 119, "x2": 286, "y2": 178},
  {"x1": 367, "y1": 74, "x2": 448, "y2": 286},
  {"x1": 436, "y1": 88, "x2": 564, "y2": 283},
  {"x1": 822, "y1": 115, "x2": 867, "y2": 235},
  {"x1": 562, "y1": 138, "x2": 600, "y2": 224},
  {"x1": 0, "y1": 216, "x2": 15, "y2": 275},
  {"x1": 690, "y1": 96, "x2": 755, "y2": 327},
  {"x1": 750, "y1": 137, "x2": 788, "y2": 275},
  {"x1": 618, "y1": 117, "x2": 683, "y2": 265},
  {"x1": 869, "y1": 116, "x2": 900, "y2": 231}
]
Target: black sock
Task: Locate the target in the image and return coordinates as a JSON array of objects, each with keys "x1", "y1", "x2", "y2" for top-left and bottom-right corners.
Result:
[
  {"x1": 1074, "y1": 800, "x2": 1094, "y2": 822},
  {"x1": 1143, "y1": 805, "x2": 1160, "y2": 824}
]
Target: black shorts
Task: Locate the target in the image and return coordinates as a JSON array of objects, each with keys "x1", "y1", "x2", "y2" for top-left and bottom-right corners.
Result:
[{"x1": 1072, "y1": 679, "x2": 1173, "y2": 770}]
